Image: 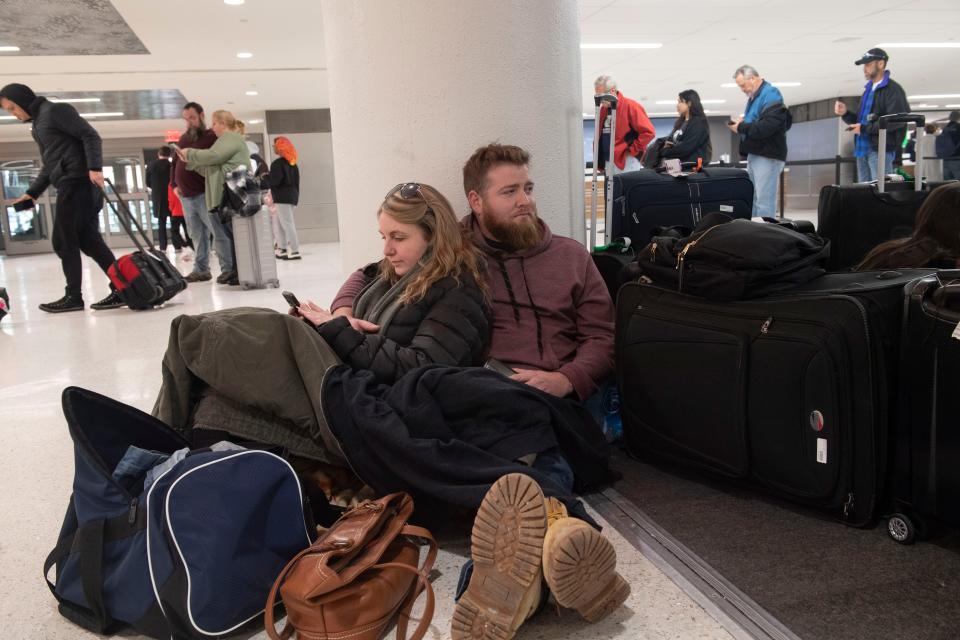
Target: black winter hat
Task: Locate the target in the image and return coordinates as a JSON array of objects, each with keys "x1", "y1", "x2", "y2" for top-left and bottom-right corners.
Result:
[{"x1": 0, "y1": 83, "x2": 37, "y2": 111}]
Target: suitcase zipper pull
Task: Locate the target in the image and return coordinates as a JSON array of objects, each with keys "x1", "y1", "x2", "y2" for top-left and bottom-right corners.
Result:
[
  {"x1": 128, "y1": 497, "x2": 139, "y2": 524},
  {"x1": 842, "y1": 492, "x2": 855, "y2": 519},
  {"x1": 761, "y1": 317, "x2": 773, "y2": 334}
]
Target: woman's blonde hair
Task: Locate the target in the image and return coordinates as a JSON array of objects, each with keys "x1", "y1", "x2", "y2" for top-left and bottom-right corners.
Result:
[
  {"x1": 377, "y1": 183, "x2": 487, "y2": 305},
  {"x1": 211, "y1": 109, "x2": 244, "y2": 132}
]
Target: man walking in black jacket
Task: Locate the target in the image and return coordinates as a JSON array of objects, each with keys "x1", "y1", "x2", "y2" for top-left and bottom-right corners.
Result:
[
  {"x1": 835, "y1": 48, "x2": 910, "y2": 183},
  {"x1": 0, "y1": 83, "x2": 124, "y2": 312}
]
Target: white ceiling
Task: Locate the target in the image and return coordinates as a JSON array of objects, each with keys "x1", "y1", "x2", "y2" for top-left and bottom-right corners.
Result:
[{"x1": 0, "y1": 0, "x2": 957, "y2": 142}]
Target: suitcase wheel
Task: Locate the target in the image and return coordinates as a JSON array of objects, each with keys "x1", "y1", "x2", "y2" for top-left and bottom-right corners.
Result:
[{"x1": 887, "y1": 513, "x2": 916, "y2": 545}]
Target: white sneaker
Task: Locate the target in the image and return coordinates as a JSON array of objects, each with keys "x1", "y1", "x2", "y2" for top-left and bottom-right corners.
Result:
[
  {"x1": 180, "y1": 248, "x2": 194, "y2": 262},
  {"x1": 275, "y1": 249, "x2": 287, "y2": 259}
]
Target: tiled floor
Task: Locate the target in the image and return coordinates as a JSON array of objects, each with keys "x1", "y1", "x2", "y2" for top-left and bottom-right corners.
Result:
[{"x1": 0, "y1": 244, "x2": 736, "y2": 639}]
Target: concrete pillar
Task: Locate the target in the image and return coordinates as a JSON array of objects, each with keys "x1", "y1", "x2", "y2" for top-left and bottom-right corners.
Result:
[{"x1": 321, "y1": 0, "x2": 583, "y2": 271}]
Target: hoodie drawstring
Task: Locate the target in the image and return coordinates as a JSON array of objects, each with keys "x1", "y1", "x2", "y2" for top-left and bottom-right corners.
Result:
[{"x1": 519, "y1": 258, "x2": 545, "y2": 360}]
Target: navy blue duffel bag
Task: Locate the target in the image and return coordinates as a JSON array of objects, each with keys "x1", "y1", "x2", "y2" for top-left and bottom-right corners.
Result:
[{"x1": 44, "y1": 387, "x2": 314, "y2": 638}]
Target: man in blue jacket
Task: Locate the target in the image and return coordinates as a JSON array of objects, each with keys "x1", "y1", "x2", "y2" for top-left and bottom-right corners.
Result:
[
  {"x1": 0, "y1": 83, "x2": 124, "y2": 313},
  {"x1": 835, "y1": 48, "x2": 909, "y2": 183},
  {"x1": 727, "y1": 65, "x2": 792, "y2": 218}
]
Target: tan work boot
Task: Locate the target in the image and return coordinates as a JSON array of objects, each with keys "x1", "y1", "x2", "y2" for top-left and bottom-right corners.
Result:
[
  {"x1": 451, "y1": 473, "x2": 547, "y2": 640},
  {"x1": 542, "y1": 497, "x2": 631, "y2": 622}
]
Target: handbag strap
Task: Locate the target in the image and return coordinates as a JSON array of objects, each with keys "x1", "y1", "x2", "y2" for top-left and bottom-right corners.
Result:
[{"x1": 390, "y1": 524, "x2": 438, "y2": 640}]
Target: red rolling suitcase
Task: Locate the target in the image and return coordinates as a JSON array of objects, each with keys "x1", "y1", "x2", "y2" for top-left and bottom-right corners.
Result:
[
  {"x1": 103, "y1": 179, "x2": 186, "y2": 310},
  {"x1": 887, "y1": 272, "x2": 960, "y2": 543}
]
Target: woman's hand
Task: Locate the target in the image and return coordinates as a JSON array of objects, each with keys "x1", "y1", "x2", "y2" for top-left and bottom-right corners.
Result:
[
  {"x1": 176, "y1": 148, "x2": 189, "y2": 162},
  {"x1": 332, "y1": 306, "x2": 379, "y2": 333},
  {"x1": 298, "y1": 301, "x2": 334, "y2": 327}
]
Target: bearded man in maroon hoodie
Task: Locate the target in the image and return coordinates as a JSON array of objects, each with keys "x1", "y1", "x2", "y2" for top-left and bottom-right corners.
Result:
[{"x1": 459, "y1": 143, "x2": 614, "y2": 399}]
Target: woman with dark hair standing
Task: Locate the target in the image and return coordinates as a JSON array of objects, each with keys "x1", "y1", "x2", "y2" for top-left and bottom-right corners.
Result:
[
  {"x1": 662, "y1": 89, "x2": 713, "y2": 165},
  {"x1": 857, "y1": 182, "x2": 960, "y2": 270}
]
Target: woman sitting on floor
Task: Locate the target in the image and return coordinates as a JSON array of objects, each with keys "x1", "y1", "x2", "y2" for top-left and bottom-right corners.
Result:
[
  {"x1": 153, "y1": 182, "x2": 491, "y2": 465},
  {"x1": 858, "y1": 182, "x2": 960, "y2": 270}
]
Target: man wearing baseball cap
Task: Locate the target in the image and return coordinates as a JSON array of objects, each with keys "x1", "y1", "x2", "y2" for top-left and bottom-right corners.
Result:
[{"x1": 834, "y1": 48, "x2": 910, "y2": 183}]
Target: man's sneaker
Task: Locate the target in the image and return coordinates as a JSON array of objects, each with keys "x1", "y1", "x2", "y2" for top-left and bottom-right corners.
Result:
[
  {"x1": 216, "y1": 270, "x2": 236, "y2": 284},
  {"x1": 275, "y1": 249, "x2": 287, "y2": 259},
  {"x1": 541, "y1": 497, "x2": 630, "y2": 622},
  {"x1": 226, "y1": 273, "x2": 240, "y2": 286},
  {"x1": 285, "y1": 251, "x2": 302, "y2": 260},
  {"x1": 452, "y1": 473, "x2": 547, "y2": 640},
  {"x1": 90, "y1": 291, "x2": 126, "y2": 311},
  {"x1": 39, "y1": 295, "x2": 84, "y2": 314},
  {"x1": 184, "y1": 271, "x2": 211, "y2": 283}
]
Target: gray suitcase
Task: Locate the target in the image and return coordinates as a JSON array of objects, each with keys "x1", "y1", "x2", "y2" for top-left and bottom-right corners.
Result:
[{"x1": 233, "y1": 207, "x2": 279, "y2": 289}]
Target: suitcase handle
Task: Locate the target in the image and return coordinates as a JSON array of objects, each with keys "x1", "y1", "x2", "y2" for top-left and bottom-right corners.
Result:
[
  {"x1": 100, "y1": 178, "x2": 156, "y2": 255},
  {"x1": 877, "y1": 113, "x2": 925, "y2": 129},
  {"x1": 594, "y1": 93, "x2": 618, "y2": 109}
]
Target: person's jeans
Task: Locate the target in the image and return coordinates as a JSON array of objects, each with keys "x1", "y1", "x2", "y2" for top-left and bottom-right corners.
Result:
[
  {"x1": 943, "y1": 159, "x2": 960, "y2": 181},
  {"x1": 856, "y1": 150, "x2": 895, "y2": 183},
  {"x1": 612, "y1": 154, "x2": 642, "y2": 175},
  {"x1": 746, "y1": 155, "x2": 785, "y2": 218},
  {"x1": 274, "y1": 203, "x2": 301, "y2": 253},
  {"x1": 207, "y1": 209, "x2": 236, "y2": 273},
  {"x1": 180, "y1": 194, "x2": 234, "y2": 274}
]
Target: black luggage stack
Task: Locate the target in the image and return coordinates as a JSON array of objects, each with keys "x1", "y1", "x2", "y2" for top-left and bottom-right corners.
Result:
[
  {"x1": 610, "y1": 168, "x2": 754, "y2": 249},
  {"x1": 615, "y1": 270, "x2": 935, "y2": 527},
  {"x1": 103, "y1": 179, "x2": 186, "y2": 310},
  {"x1": 888, "y1": 272, "x2": 960, "y2": 543}
]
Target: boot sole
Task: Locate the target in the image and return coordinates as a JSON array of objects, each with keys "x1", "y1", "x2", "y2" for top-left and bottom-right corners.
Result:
[
  {"x1": 451, "y1": 473, "x2": 546, "y2": 640},
  {"x1": 543, "y1": 523, "x2": 630, "y2": 622}
]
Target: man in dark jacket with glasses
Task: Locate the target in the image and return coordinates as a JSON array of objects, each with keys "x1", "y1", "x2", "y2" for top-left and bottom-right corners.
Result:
[{"x1": 0, "y1": 83, "x2": 124, "y2": 313}]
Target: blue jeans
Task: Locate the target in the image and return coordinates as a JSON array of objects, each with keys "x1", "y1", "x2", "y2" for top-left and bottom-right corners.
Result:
[
  {"x1": 180, "y1": 193, "x2": 234, "y2": 274},
  {"x1": 942, "y1": 159, "x2": 960, "y2": 181},
  {"x1": 856, "y1": 150, "x2": 895, "y2": 183},
  {"x1": 746, "y1": 155, "x2": 785, "y2": 218}
]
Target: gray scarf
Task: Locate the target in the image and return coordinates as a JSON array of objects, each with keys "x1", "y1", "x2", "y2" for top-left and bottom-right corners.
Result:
[{"x1": 352, "y1": 258, "x2": 426, "y2": 336}]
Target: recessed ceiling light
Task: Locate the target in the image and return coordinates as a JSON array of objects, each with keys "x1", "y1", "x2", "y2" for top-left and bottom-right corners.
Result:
[
  {"x1": 0, "y1": 45, "x2": 20, "y2": 52},
  {"x1": 945, "y1": 104, "x2": 960, "y2": 109},
  {"x1": 908, "y1": 94, "x2": 960, "y2": 100},
  {"x1": 911, "y1": 104, "x2": 940, "y2": 109},
  {"x1": 49, "y1": 97, "x2": 102, "y2": 103},
  {"x1": 224, "y1": 0, "x2": 245, "y2": 4},
  {"x1": 80, "y1": 112, "x2": 124, "y2": 118},
  {"x1": 580, "y1": 43, "x2": 662, "y2": 50},
  {"x1": 236, "y1": 52, "x2": 253, "y2": 59},
  {"x1": 248, "y1": 119, "x2": 263, "y2": 124},
  {"x1": 0, "y1": 115, "x2": 17, "y2": 120},
  {"x1": 877, "y1": 43, "x2": 960, "y2": 49},
  {"x1": 245, "y1": 90, "x2": 259, "y2": 96}
]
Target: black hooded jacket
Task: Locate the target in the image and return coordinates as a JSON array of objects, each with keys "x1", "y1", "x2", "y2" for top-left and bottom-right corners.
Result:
[{"x1": 24, "y1": 97, "x2": 103, "y2": 198}]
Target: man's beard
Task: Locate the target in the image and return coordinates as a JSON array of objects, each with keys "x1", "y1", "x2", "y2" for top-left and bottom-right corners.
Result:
[
  {"x1": 184, "y1": 122, "x2": 206, "y2": 143},
  {"x1": 482, "y1": 207, "x2": 542, "y2": 251}
]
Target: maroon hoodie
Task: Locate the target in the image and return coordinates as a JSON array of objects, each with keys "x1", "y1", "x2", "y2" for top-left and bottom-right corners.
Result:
[
  {"x1": 169, "y1": 128, "x2": 217, "y2": 198},
  {"x1": 331, "y1": 214, "x2": 614, "y2": 400}
]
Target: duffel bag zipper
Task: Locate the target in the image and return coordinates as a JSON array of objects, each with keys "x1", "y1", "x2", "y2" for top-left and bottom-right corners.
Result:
[{"x1": 675, "y1": 225, "x2": 720, "y2": 292}]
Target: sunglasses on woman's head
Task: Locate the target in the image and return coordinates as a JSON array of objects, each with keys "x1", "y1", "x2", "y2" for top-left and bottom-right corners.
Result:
[
  {"x1": 388, "y1": 183, "x2": 425, "y2": 200},
  {"x1": 386, "y1": 183, "x2": 434, "y2": 214}
]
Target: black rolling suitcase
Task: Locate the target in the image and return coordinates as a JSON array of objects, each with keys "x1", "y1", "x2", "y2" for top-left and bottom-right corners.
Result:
[
  {"x1": 887, "y1": 272, "x2": 960, "y2": 543},
  {"x1": 610, "y1": 167, "x2": 753, "y2": 249},
  {"x1": 103, "y1": 179, "x2": 187, "y2": 310},
  {"x1": 615, "y1": 269, "x2": 933, "y2": 525},
  {"x1": 818, "y1": 113, "x2": 957, "y2": 271}
]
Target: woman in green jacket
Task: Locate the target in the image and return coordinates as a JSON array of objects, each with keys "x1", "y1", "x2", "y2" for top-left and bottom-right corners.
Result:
[{"x1": 176, "y1": 109, "x2": 250, "y2": 284}]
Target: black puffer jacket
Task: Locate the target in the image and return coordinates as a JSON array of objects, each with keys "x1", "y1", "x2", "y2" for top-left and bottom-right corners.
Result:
[
  {"x1": 317, "y1": 265, "x2": 491, "y2": 383},
  {"x1": 25, "y1": 97, "x2": 103, "y2": 198}
]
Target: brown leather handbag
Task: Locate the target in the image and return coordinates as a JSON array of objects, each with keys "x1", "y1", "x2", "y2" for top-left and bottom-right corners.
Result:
[{"x1": 265, "y1": 492, "x2": 437, "y2": 640}]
